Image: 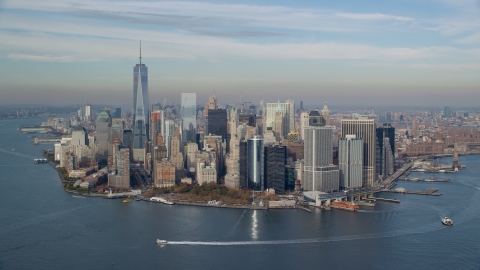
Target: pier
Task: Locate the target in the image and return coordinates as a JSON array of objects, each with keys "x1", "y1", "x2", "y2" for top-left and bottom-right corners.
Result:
[
  {"x1": 398, "y1": 177, "x2": 450, "y2": 183},
  {"x1": 383, "y1": 188, "x2": 442, "y2": 196}
]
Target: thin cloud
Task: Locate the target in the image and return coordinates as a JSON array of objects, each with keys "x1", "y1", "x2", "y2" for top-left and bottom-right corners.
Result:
[{"x1": 336, "y1": 12, "x2": 414, "y2": 21}]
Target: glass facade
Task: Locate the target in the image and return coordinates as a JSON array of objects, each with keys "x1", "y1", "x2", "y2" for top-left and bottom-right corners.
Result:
[
  {"x1": 181, "y1": 93, "x2": 197, "y2": 145},
  {"x1": 248, "y1": 135, "x2": 264, "y2": 191},
  {"x1": 133, "y1": 64, "x2": 148, "y2": 149}
]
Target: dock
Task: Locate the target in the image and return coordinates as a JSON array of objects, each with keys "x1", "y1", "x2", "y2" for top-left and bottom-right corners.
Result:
[
  {"x1": 375, "y1": 198, "x2": 400, "y2": 203},
  {"x1": 383, "y1": 188, "x2": 442, "y2": 196},
  {"x1": 398, "y1": 177, "x2": 450, "y2": 183}
]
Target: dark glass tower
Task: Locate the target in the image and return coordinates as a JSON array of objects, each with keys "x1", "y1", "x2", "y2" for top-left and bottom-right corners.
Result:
[
  {"x1": 264, "y1": 144, "x2": 286, "y2": 194},
  {"x1": 207, "y1": 109, "x2": 227, "y2": 140},
  {"x1": 133, "y1": 42, "x2": 149, "y2": 149},
  {"x1": 376, "y1": 123, "x2": 395, "y2": 176},
  {"x1": 247, "y1": 135, "x2": 264, "y2": 191}
]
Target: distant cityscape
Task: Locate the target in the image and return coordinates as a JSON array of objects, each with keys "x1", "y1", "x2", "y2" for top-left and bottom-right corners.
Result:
[{"x1": 11, "y1": 49, "x2": 480, "y2": 208}]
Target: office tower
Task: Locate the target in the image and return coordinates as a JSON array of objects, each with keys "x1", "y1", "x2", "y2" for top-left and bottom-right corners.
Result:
[
  {"x1": 114, "y1": 107, "x2": 121, "y2": 119},
  {"x1": 122, "y1": 130, "x2": 133, "y2": 150},
  {"x1": 227, "y1": 108, "x2": 238, "y2": 135},
  {"x1": 85, "y1": 104, "x2": 92, "y2": 122},
  {"x1": 339, "y1": 135, "x2": 363, "y2": 189},
  {"x1": 204, "y1": 134, "x2": 224, "y2": 177},
  {"x1": 321, "y1": 102, "x2": 331, "y2": 126},
  {"x1": 207, "y1": 95, "x2": 217, "y2": 109},
  {"x1": 164, "y1": 120, "x2": 175, "y2": 158},
  {"x1": 170, "y1": 128, "x2": 184, "y2": 169},
  {"x1": 247, "y1": 135, "x2": 264, "y2": 191},
  {"x1": 237, "y1": 123, "x2": 248, "y2": 140},
  {"x1": 109, "y1": 124, "x2": 123, "y2": 156},
  {"x1": 181, "y1": 93, "x2": 197, "y2": 145},
  {"x1": 444, "y1": 106, "x2": 451, "y2": 118},
  {"x1": 274, "y1": 110, "x2": 283, "y2": 142},
  {"x1": 108, "y1": 139, "x2": 130, "y2": 188},
  {"x1": 376, "y1": 123, "x2": 395, "y2": 177},
  {"x1": 286, "y1": 99, "x2": 295, "y2": 132},
  {"x1": 207, "y1": 109, "x2": 227, "y2": 141},
  {"x1": 226, "y1": 135, "x2": 240, "y2": 174},
  {"x1": 303, "y1": 126, "x2": 339, "y2": 192},
  {"x1": 96, "y1": 110, "x2": 111, "y2": 161},
  {"x1": 71, "y1": 127, "x2": 89, "y2": 146},
  {"x1": 341, "y1": 116, "x2": 376, "y2": 187},
  {"x1": 239, "y1": 140, "x2": 248, "y2": 188},
  {"x1": 300, "y1": 101, "x2": 303, "y2": 110},
  {"x1": 150, "y1": 110, "x2": 164, "y2": 147},
  {"x1": 239, "y1": 114, "x2": 256, "y2": 126},
  {"x1": 133, "y1": 42, "x2": 149, "y2": 155},
  {"x1": 300, "y1": 111, "x2": 309, "y2": 140},
  {"x1": 309, "y1": 110, "x2": 325, "y2": 126},
  {"x1": 264, "y1": 144, "x2": 286, "y2": 194},
  {"x1": 185, "y1": 142, "x2": 198, "y2": 171},
  {"x1": 266, "y1": 101, "x2": 290, "y2": 137}
]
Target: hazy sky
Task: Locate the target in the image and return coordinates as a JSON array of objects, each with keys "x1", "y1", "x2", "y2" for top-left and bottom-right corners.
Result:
[{"x1": 1, "y1": 0, "x2": 480, "y2": 108}]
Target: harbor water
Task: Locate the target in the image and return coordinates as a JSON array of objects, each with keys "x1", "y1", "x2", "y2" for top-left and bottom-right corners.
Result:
[{"x1": 1, "y1": 118, "x2": 480, "y2": 269}]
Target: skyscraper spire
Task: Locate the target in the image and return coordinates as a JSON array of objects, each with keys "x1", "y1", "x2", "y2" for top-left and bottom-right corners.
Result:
[{"x1": 139, "y1": 40, "x2": 142, "y2": 65}]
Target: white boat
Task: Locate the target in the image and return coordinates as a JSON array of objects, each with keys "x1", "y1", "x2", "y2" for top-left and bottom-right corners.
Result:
[
  {"x1": 156, "y1": 239, "x2": 167, "y2": 244},
  {"x1": 163, "y1": 200, "x2": 174, "y2": 205},
  {"x1": 441, "y1": 216, "x2": 453, "y2": 226}
]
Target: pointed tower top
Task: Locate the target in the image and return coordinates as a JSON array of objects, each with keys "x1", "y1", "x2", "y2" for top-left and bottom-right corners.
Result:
[{"x1": 276, "y1": 99, "x2": 281, "y2": 112}]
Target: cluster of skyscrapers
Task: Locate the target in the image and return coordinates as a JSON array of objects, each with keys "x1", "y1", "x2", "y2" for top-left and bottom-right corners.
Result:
[{"x1": 56, "y1": 45, "x2": 397, "y2": 194}]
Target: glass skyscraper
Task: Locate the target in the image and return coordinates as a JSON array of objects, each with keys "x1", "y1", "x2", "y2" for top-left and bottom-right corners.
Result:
[
  {"x1": 133, "y1": 51, "x2": 149, "y2": 150},
  {"x1": 181, "y1": 93, "x2": 196, "y2": 145}
]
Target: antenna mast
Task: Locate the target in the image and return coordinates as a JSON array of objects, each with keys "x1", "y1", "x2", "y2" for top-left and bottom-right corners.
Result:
[{"x1": 139, "y1": 40, "x2": 142, "y2": 65}]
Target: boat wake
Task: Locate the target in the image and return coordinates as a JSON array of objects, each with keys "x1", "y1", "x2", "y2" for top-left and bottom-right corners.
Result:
[
  {"x1": 167, "y1": 224, "x2": 447, "y2": 246},
  {"x1": 0, "y1": 147, "x2": 37, "y2": 160}
]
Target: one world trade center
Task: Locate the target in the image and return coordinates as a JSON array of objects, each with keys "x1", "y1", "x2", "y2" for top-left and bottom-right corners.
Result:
[{"x1": 133, "y1": 41, "x2": 149, "y2": 161}]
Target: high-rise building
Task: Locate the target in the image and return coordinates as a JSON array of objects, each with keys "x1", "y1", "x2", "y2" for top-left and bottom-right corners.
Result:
[
  {"x1": 133, "y1": 42, "x2": 149, "y2": 154},
  {"x1": 164, "y1": 120, "x2": 175, "y2": 158},
  {"x1": 181, "y1": 93, "x2": 197, "y2": 145},
  {"x1": 274, "y1": 110, "x2": 283, "y2": 142},
  {"x1": 376, "y1": 123, "x2": 395, "y2": 178},
  {"x1": 264, "y1": 144, "x2": 286, "y2": 193},
  {"x1": 108, "y1": 139, "x2": 130, "y2": 188},
  {"x1": 300, "y1": 111, "x2": 309, "y2": 140},
  {"x1": 150, "y1": 110, "x2": 165, "y2": 147},
  {"x1": 114, "y1": 107, "x2": 122, "y2": 119},
  {"x1": 239, "y1": 140, "x2": 248, "y2": 188},
  {"x1": 303, "y1": 126, "x2": 339, "y2": 192},
  {"x1": 286, "y1": 99, "x2": 295, "y2": 132},
  {"x1": 321, "y1": 102, "x2": 331, "y2": 126},
  {"x1": 339, "y1": 135, "x2": 363, "y2": 189},
  {"x1": 238, "y1": 114, "x2": 256, "y2": 126},
  {"x1": 266, "y1": 101, "x2": 290, "y2": 137},
  {"x1": 207, "y1": 109, "x2": 227, "y2": 141},
  {"x1": 444, "y1": 106, "x2": 451, "y2": 118},
  {"x1": 309, "y1": 110, "x2": 325, "y2": 126},
  {"x1": 247, "y1": 135, "x2": 264, "y2": 191},
  {"x1": 170, "y1": 128, "x2": 184, "y2": 169},
  {"x1": 185, "y1": 142, "x2": 198, "y2": 171},
  {"x1": 341, "y1": 116, "x2": 376, "y2": 187},
  {"x1": 96, "y1": 110, "x2": 111, "y2": 161},
  {"x1": 84, "y1": 104, "x2": 92, "y2": 122}
]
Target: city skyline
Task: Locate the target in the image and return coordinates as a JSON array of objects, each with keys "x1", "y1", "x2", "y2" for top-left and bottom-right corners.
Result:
[{"x1": 1, "y1": 0, "x2": 480, "y2": 106}]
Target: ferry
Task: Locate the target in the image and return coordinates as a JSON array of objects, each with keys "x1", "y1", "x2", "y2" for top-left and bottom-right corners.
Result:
[
  {"x1": 123, "y1": 198, "x2": 132, "y2": 203},
  {"x1": 156, "y1": 239, "x2": 167, "y2": 244},
  {"x1": 150, "y1": 197, "x2": 175, "y2": 205},
  {"x1": 441, "y1": 216, "x2": 453, "y2": 226}
]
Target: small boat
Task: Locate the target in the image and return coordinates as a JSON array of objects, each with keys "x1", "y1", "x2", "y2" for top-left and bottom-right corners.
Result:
[
  {"x1": 441, "y1": 216, "x2": 453, "y2": 226},
  {"x1": 123, "y1": 198, "x2": 132, "y2": 203},
  {"x1": 156, "y1": 239, "x2": 167, "y2": 244}
]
